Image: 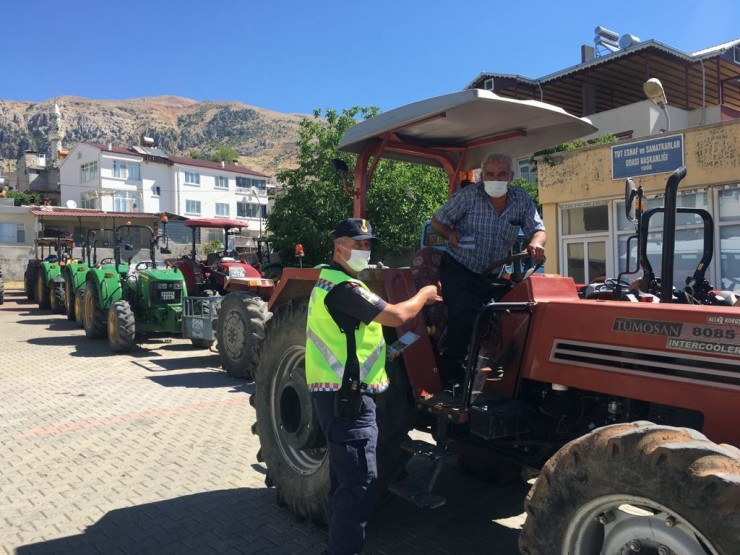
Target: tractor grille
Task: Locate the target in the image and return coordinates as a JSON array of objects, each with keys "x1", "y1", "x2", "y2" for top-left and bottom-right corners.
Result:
[
  {"x1": 149, "y1": 281, "x2": 183, "y2": 305},
  {"x1": 549, "y1": 340, "x2": 740, "y2": 390}
]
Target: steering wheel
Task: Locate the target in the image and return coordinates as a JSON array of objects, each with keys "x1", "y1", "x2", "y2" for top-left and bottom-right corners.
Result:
[
  {"x1": 98, "y1": 257, "x2": 114, "y2": 266},
  {"x1": 481, "y1": 251, "x2": 545, "y2": 284}
]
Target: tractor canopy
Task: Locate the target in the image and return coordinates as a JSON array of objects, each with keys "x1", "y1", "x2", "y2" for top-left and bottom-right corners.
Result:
[{"x1": 336, "y1": 89, "x2": 598, "y2": 216}]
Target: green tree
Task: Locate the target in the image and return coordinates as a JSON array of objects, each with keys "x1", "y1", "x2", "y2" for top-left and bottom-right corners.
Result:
[
  {"x1": 512, "y1": 177, "x2": 539, "y2": 207},
  {"x1": 267, "y1": 107, "x2": 448, "y2": 265},
  {"x1": 210, "y1": 145, "x2": 240, "y2": 164},
  {"x1": 7, "y1": 190, "x2": 43, "y2": 206}
]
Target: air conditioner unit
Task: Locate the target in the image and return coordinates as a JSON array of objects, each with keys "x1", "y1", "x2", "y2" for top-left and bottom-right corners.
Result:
[{"x1": 483, "y1": 78, "x2": 495, "y2": 91}]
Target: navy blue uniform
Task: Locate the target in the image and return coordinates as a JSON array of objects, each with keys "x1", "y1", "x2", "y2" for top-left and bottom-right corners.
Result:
[{"x1": 314, "y1": 262, "x2": 386, "y2": 555}]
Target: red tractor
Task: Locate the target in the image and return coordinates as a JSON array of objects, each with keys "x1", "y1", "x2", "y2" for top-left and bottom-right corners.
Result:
[
  {"x1": 176, "y1": 218, "x2": 274, "y2": 379},
  {"x1": 250, "y1": 90, "x2": 740, "y2": 554}
]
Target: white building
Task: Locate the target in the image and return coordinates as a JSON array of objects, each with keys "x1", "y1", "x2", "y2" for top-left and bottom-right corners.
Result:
[{"x1": 59, "y1": 140, "x2": 272, "y2": 244}]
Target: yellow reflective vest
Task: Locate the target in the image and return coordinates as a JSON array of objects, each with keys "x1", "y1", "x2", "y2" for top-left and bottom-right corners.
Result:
[{"x1": 305, "y1": 268, "x2": 388, "y2": 393}]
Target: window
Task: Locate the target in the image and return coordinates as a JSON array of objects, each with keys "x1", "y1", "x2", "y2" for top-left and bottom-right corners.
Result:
[
  {"x1": 80, "y1": 161, "x2": 98, "y2": 182},
  {"x1": 80, "y1": 193, "x2": 97, "y2": 209},
  {"x1": 113, "y1": 191, "x2": 139, "y2": 212},
  {"x1": 185, "y1": 200, "x2": 201, "y2": 215},
  {"x1": 237, "y1": 202, "x2": 266, "y2": 218},
  {"x1": 215, "y1": 176, "x2": 229, "y2": 189},
  {"x1": 718, "y1": 187, "x2": 740, "y2": 293},
  {"x1": 215, "y1": 203, "x2": 230, "y2": 217},
  {"x1": 236, "y1": 177, "x2": 266, "y2": 190},
  {"x1": 184, "y1": 171, "x2": 200, "y2": 185},
  {"x1": 113, "y1": 160, "x2": 141, "y2": 181},
  {"x1": 518, "y1": 159, "x2": 534, "y2": 182},
  {"x1": 0, "y1": 223, "x2": 24, "y2": 243},
  {"x1": 560, "y1": 203, "x2": 610, "y2": 283}
]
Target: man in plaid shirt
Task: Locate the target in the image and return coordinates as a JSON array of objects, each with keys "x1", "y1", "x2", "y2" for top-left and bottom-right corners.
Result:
[{"x1": 431, "y1": 152, "x2": 546, "y2": 382}]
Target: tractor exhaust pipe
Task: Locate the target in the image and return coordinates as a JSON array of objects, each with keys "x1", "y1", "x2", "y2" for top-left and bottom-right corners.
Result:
[{"x1": 660, "y1": 166, "x2": 687, "y2": 303}]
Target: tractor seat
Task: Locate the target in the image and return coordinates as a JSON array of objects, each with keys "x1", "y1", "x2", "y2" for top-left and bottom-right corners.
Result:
[{"x1": 410, "y1": 247, "x2": 447, "y2": 347}]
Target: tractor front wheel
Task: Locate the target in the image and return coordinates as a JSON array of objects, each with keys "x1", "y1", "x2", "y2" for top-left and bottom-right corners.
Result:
[
  {"x1": 519, "y1": 421, "x2": 740, "y2": 555},
  {"x1": 216, "y1": 293, "x2": 270, "y2": 379},
  {"x1": 83, "y1": 280, "x2": 106, "y2": 339},
  {"x1": 64, "y1": 275, "x2": 76, "y2": 320},
  {"x1": 50, "y1": 282, "x2": 66, "y2": 314},
  {"x1": 252, "y1": 297, "x2": 416, "y2": 525},
  {"x1": 36, "y1": 273, "x2": 51, "y2": 309},
  {"x1": 74, "y1": 290, "x2": 85, "y2": 328},
  {"x1": 108, "y1": 300, "x2": 135, "y2": 352}
]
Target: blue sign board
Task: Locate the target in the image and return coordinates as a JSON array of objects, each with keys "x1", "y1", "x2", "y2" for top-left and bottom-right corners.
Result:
[{"x1": 612, "y1": 134, "x2": 684, "y2": 179}]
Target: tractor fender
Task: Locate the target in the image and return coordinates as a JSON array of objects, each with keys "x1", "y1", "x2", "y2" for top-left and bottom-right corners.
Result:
[{"x1": 265, "y1": 267, "x2": 321, "y2": 312}]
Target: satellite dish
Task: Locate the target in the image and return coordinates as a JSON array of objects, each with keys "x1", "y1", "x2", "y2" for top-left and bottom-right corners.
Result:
[{"x1": 66, "y1": 199, "x2": 78, "y2": 209}]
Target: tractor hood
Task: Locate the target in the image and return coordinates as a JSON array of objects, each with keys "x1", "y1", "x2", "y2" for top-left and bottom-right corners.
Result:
[
  {"x1": 139, "y1": 269, "x2": 186, "y2": 283},
  {"x1": 337, "y1": 89, "x2": 597, "y2": 170}
]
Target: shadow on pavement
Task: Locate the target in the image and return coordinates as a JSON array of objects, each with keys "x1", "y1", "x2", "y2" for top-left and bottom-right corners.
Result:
[
  {"x1": 13, "y1": 473, "x2": 526, "y2": 555},
  {"x1": 146, "y1": 370, "x2": 255, "y2": 395},
  {"x1": 14, "y1": 487, "x2": 326, "y2": 555},
  {"x1": 134, "y1": 354, "x2": 221, "y2": 373}
]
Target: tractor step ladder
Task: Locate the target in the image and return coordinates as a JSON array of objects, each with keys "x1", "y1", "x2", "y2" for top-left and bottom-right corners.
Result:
[{"x1": 387, "y1": 433, "x2": 456, "y2": 509}]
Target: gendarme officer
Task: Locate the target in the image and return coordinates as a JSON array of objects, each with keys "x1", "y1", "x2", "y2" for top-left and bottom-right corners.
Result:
[{"x1": 307, "y1": 218, "x2": 438, "y2": 555}]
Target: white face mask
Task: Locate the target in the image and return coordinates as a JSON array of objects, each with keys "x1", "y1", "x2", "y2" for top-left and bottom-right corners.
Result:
[
  {"x1": 484, "y1": 180, "x2": 508, "y2": 198},
  {"x1": 345, "y1": 248, "x2": 371, "y2": 273}
]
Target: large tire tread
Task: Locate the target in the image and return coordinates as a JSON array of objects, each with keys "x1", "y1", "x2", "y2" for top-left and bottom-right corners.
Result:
[
  {"x1": 216, "y1": 293, "x2": 271, "y2": 379},
  {"x1": 51, "y1": 282, "x2": 66, "y2": 314},
  {"x1": 36, "y1": 273, "x2": 51, "y2": 310},
  {"x1": 253, "y1": 298, "x2": 416, "y2": 526},
  {"x1": 83, "y1": 280, "x2": 106, "y2": 339},
  {"x1": 108, "y1": 300, "x2": 135, "y2": 352},
  {"x1": 519, "y1": 421, "x2": 740, "y2": 555},
  {"x1": 64, "y1": 275, "x2": 76, "y2": 320}
]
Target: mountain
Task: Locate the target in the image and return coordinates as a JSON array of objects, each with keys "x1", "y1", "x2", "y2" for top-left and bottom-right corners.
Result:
[{"x1": 0, "y1": 96, "x2": 306, "y2": 177}]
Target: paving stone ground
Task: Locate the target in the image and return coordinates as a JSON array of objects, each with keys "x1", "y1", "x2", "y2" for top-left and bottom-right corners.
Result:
[{"x1": 0, "y1": 287, "x2": 529, "y2": 555}]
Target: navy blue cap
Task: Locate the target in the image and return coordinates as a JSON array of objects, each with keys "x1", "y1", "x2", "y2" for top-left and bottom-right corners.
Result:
[{"x1": 333, "y1": 218, "x2": 378, "y2": 241}]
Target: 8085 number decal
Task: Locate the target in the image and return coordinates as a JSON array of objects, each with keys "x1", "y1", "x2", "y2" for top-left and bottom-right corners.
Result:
[{"x1": 692, "y1": 327, "x2": 736, "y2": 340}]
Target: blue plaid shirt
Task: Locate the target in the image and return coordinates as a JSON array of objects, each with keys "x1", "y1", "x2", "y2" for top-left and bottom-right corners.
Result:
[{"x1": 433, "y1": 182, "x2": 545, "y2": 274}]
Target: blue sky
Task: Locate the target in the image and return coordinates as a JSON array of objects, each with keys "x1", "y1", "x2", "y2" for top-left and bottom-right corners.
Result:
[{"x1": 3, "y1": 0, "x2": 738, "y2": 115}]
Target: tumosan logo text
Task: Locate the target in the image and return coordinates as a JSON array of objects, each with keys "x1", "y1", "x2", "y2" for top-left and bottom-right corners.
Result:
[{"x1": 613, "y1": 318, "x2": 683, "y2": 337}]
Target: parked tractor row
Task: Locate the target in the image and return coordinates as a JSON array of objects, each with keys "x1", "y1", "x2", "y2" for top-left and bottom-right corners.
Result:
[{"x1": 21, "y1": 218, "x2": 277, "y2": 368}]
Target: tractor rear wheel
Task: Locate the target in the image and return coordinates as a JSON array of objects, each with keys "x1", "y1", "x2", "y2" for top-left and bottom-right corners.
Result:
[
  {"x1": 252, "y1": 297, "x2": 416, "y2": 525},
  {"x1": 50, "y1": 282, "x2": 65, "y2": 314},
  {"x1": 36, "y1": 273, "x2": 51, "y2": 309},
  {"x1": 74, "y1": 290, "x2": 85, "y2": 328},
  {"x1": 83, "y1": 280, "x2": 106, "y2": 339},
  {"x1": 64, "y1": 275, "x2": 76, "y2": 320},
  {"x1": 216, "y1": 293, "x2": 270, "y2": 379},
  {"x1": 24, "y1": 269, "x2": 35, "y2": 301},
  {"x1": 108, "y1": 300, "x2": 135, "y2": 352},
  {"x1": 519, "y1": 421, "x2": 740, "y2": 555}
]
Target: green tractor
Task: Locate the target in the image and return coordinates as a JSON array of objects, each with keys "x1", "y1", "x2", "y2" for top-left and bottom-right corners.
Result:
[
  {"x1": 62, "y1": 230, "x2": 115, "y2": 323},
  {"x1": 34, "y1": 237, "x2": 76, "y2": 312},
  {"x1": 82, "y1": 223, "x2": 202, "y2": 353},
  {"x1": 24, "y1": 237, "x2": 65, "y2": 303}
]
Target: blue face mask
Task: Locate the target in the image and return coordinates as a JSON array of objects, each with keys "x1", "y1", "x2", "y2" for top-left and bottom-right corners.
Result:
[{"x1": 484, "y1": 180, "x2": 508, "y2": 198}]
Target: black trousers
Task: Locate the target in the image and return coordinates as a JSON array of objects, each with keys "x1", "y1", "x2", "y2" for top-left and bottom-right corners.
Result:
[
  {"x1": 312, "y1": 392, "x2": 378, "y2": 555},
  {"x1": 439, "y1": 252, "x2": 493, "y2": 368}
]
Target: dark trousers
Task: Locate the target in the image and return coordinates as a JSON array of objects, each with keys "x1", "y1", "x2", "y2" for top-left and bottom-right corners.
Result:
[
  {"x1": 313, "y1": 392, "x2": 379, "y2": 555},
  {"x1": 439, "y1": 252, "x2": 492, "y2": 368}
]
